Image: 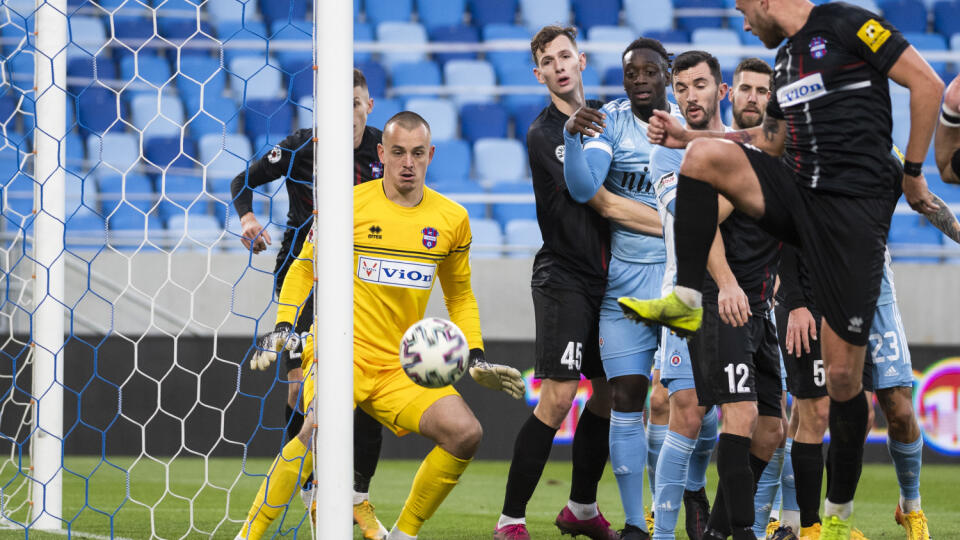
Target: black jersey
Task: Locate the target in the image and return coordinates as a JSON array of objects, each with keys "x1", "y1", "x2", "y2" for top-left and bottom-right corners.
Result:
[
  {"x1": 704, "y1": 211, "x2": 782, "y2": 313},
  {"x1": 766, "y1": 2, "x2": 909, "y2": 197},
  {"x1": 355, "y1": 126, "x2": 384, "y2": 185},
  {"x1": 775, "y1": 244, "x2": 817, "y2": 313},
  {"x1": 527, "y1": 101, "x2": 610, "y2": 295}
]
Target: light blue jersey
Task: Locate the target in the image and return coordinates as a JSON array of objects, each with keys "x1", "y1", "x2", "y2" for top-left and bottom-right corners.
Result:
[
  {"x1": 649, "y1": 144, "x2": 685, "y2": 294},
  {"x1": 878, "y1": 246, "x2": 895, "y2": 306}
]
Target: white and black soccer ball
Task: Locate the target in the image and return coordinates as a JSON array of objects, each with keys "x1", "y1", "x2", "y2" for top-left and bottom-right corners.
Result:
[{"x1": 399, "y1": 317, "x2": 470, "y2": 388}]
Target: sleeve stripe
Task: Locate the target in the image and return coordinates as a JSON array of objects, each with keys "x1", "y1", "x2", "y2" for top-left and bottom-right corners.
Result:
[{"x1": 584, "y1": 140, "x2": 613, "y2": 156}]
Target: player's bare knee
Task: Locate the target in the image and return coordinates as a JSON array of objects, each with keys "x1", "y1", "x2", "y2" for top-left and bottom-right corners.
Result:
[
  {"x1": 649, "y1": 387, "x2": 669, "y2": 419},
  {"x1": 448, "y1": 416, "x2": 483, "y2": 458},
  {"x1": 720, "y1": 402, "x2": 757, "y2": 437},
  {"x1": 534, "y1": 379, "x2": 578, "y2": 427},
  {"x1": 825, "y1": 364, "x2": 860, "y2": 400},
  {"x1": 681, "y1": 139, "x2": 725, "y2": 183},
  {"x1": 296, "y1": 412, "x2": 315, "y2": 447}
]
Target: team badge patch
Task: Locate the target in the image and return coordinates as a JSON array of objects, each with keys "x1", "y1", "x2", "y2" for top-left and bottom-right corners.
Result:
[
  {"x1": 809, "y1": 37, "x2": 827, "y2": 59},
  {"x1": 669, "y1": 353, "x2": 682, "y2": 367},
  {"x1": 555, "y1": 145, "x2": 565, "y2": 163},
  {"x1": 422, "y1": 227, "x2": 439, "y2": 249},
  {"x1": 370, "y1": 161, "x2": 383, "y2": 179},
  {"x1": 598, "y1": 336, "x2": 605, "y2": 349},
  {"x1": 856, "y1": 19, "x2": 890, "y2": 53},
  {"x1": 267, "y1": 145, "x2": 282, "y2": 164}
]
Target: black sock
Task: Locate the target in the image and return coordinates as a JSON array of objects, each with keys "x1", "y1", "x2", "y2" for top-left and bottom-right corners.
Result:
[
  {"x1": 569, "y1": 408, "x2": 610, "y2": 504},
  {"x1": 502, "y1": 413, "x2": 558, "y2": 518},
  {"x1": 826, "y1": 391, "x2": 868, "y2": 505},
  {"x1": 285, "y1": 405, "x2": 303, "y2": 443},
  {"x1": 706, "y1": 481, "x2": 729, "y2": 535},
  {"x1": 717, "y1": 434, "x2": 756, "y2": 535},
  {"x1": 749, "y1": 452, "x2": 768, "y2": 488},
  {"x1": 674, "y1": 174, "x2": 718, "y2": 291},
  {"x1": 791, "y1": 441, "x2": 824, "y2": 527},
  {"x1": 353, "y1": 408, "x2": 383, "y2": 493}
]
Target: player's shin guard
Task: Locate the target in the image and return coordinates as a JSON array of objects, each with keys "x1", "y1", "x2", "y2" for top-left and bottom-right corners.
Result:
[
  {"x1": 502, "y1": 414, "x2": 557, "y2": 518},
  {"x1": 395, "y1": 446, "x2": 471, "y2": 536},
  {"x1": 354, "y1": 408, "x2": 384, "y2": 493},
  {"x1": 647, "y1": 422, "x2": 668, "y2": 499},
  {"x1": 780, "y1": 438, "x2": 801, "y2": 531},
  {"x1": 653, "y1": 430, "x2": 696, "y2": 539},
  {"x1": 240, "y1": 437, "x2": 313, "y2": 540},
  {"x1": 610, "y1": 411, "x2": 647, "y2": 528},
  {"x1": 791, "y1": 441, "x2": 824, "y2": 527},
  {"x1": 674, "y1": 174, "x2": 718, "y2": 291},
  {"x1": 888, "y1": 435, "x2": 923, "y2": 511},
  {"x1": 826, "y1": 391, "x2": 868, "y2": 507},
  {"x1": 753, "y1": 447, "x2": 784, "y2": 538},
  {"x1": 687, "y1": 406, "x2": 717, "y2": 492},
  {"x1": 570, "y1": 408, "x2": 610, "y2": 505}
]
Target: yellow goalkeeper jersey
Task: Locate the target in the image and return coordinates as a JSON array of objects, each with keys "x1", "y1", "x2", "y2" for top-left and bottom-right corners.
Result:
[{"x1": 276, "y1": 179, "x2": 483, "y2": 371}]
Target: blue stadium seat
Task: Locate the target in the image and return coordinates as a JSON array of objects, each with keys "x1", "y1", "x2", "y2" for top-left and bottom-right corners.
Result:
[
  {"x1": 952, "y1": 33, "x2": 960, "y2": 52},
  {"x1": 483, "y1": 24, "x2": 532, "y2": 78},
  {"x1": 692, "y1": 28, "x2": 741, "y2": 70},
  {"x1": 216, "y1": 20, "x2": 270, "y2": 65},
  {"x1": 392, "y1": 60, "x2": 443, "y2": 99},
  {"x1": 427, "y1": 139, "x2": 472, "y2": 182},
  {"x1": 177, "y1": 56, "x2": 227, "y2": 110},
  {"x1": 430, "y1": 25, "x2": 480, "y2": 65},
  {"x1": 205, "y1": 0, "x2": 252, "y2": 22},
  {"x1": 878, "y1": 0, "x2": 928, "y2": 33},
  {"x1": 377, "y1": 22, "x2": 428, "y2": 69},
  {"x1": 286, "y1": 62, "x2": 314, "y2": 103},
  {"x1": 582, "y1": 65, "x2": 601, "y2": 101},
  {"x1": 355, "y1": 0, "x2": 362, "y2": 19},
  {"x1": 498, "y1": 63, "x2": 546, "y2": 115},
  {"x1": 296, "y1": 97, "x2": 312, "y2": 129},
  {"x1": 74, "y1": 86, "x2": 118, "y2": 136},
  {"x1": 66, "y1": 54, "x2": 118, "y2": 94},
  {"x1": 66, "y1": 206, "x2": 107, "y2": 251},
  {"x1": 520, "y1": 0, "x2": 571, "y2": 33},
  {"x1": 366, "y1": 0, "x2": 415, "y2": 26},
  {"x1": 158, "y1": 19, "x2": 216, "y2": 63},
  {"x1": 643, "y1": 29, "x2": 690, "y2": 45},
  {"x1": 512, "y1": 103, "x2": 543, "y2": 143},
  {"x1": 933, "y1": 1, "x2": 960, "y2": 39},
  {"x1": 902, "y1": 32, "x2": 947, "y2": 76},
  {"x1": 6, "y1": 50, "x2": 34, "y2": 94},
  {"x1": 469, "y1": 0, "x2": 518, "y2": 27},
  {"x1": 269, "y1": 20, "x2": 312, "y2": 70},
  {"x1": 0, "y1": 19, "x2": 29, "y2": 56},
  {"x1": 504, "y1": 218, "x2": 543, "y2": 258},
  {"x1": 2, "y1": 166, "x2": 33, "y2": 217},
  {"x1": 166, "y1": 213, "x2": 224, "y2": 249},
  {"x1": 158, "y1": 173, "x2": 209, "y2": 222},
  {"x1": 587, "y1": 26, "x2": 635, "y2": 77},
  {"x1": 155, "y1": 0, "x2": 202, "y2": 26},
  {"x1": 490, "y1": 181, "x2": 536, "y2": 228},
  {"x1": 469, "y1": 217, "x2": 503, "y2": 258},
  {"x1": 474, "y1": 137, "x2": 526, "y2": 182},
  {"x1": 113, "y1": 16, "x2": 161, "y2": 65},
  {"x1": 356, "y1": 60, "x2": 388, "y2": 98},
  {"x1": 260, "y1": 0, "x2": 308, "y2": 27},
  {"x1": 674, "y1": 0, "x2": 725, "y2": 32},
  {"x1": 417, "y1": 0, "x2": 467, "y2": 29},
  {"x1": 199, "y1": 133, "x2": 253, "y2": 182},
  {"x1": 106, "y1": 203, "x2": 166, "y2": 251},
  {"x1": 87, "y1": 133, "x2": 140, "y2": 179},
  {"x1": 888, "y1": 214, "x2": 943, "y2": 262},
  {"x1": 131, "y1": 94, "x2": 185, "y2": 139},
  {"x1": 444, "y1": 59, "x2": 496, "y2": 107},
  {"x1": 68, "y1": 16, "x2": 108, "y2": 55},
  {"x1": 428, "y1": 178, "x2": 487, "y2": 218},
  {"x1": 365, "y1": 97, "x2": 403, "y2": 131},
  {"x1": 145, "y1": 135, "x2": 197, "y2": 171},
  {"x1": 64, "y1": 132, "x2": 87, "y2": 176},
  {"x1": 624, "y1": 0, "x2": 673, "y2": 34},
  {"x1": 460, "y1": 103, "x2": 508, "y2": 142},
  {"x1": 404, "y1": 97, "x2": 458, "y2": 140},
  {"x1": 355, "y1": 21, "x2": 374, "y2": 64},
  {"x1": 119, "y1": 56, "x2": 174, "y2": 106},
  {"x1": 572, "y1": 0, "x2": 620, "y2": 31},
  {"x1": 228, "y1": 56, "x2": 283, "y2": 105},
  {"x1": 244, "y1": 98, "x2": 294, "y2": 142},
  {"x1": 98, "y1": 173, "x2": 155, "y2": 212}
]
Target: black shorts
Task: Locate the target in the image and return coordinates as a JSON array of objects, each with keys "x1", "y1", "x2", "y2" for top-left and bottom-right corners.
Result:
[
  {"x1": 282, "y1": 291, "x2": 314, "y2": 372},
  {"x1": 776, "y1": 303, "x2": 828, "y2": 399},
  {"x1": 739, "y1": 143, "x2": 896, "y2": 347},
  {"x1": 533, "y1": 286, "x2": 605, "y2": 380},
  {"x1": 692, "y1": 302, "x2": 782, "y2": 417}
]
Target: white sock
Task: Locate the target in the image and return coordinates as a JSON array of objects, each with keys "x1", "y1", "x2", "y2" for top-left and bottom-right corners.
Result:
[
  {"x1": 770, "y1": 508, "x2": 780, "y2": 521},
  {"x1": 566, "y1": 500, "x2": 598, "y2": 520},
  {"x1": 824, "y1": 499, "x2": 853, "y2": 520},
  {"x1": 497, "y1": 514, "x2": 526, "y2": 528},
  {"x1": 387, "y1": 526, "x2": 416, "y2": 540},
  {"x1": 901, "y1": 496, "x2": 922, "y2": 513},
  {"x1": 782, "y1": 510, "x2": 801, "y2": 532},
  {"x1": 674, "y1": 286, "x2": 703, "y2": 309},
  {"x1": 353, "y1": 491, "x2": 369, "y2": 505}
]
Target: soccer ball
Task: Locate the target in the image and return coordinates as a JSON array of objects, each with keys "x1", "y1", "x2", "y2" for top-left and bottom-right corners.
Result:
[{"x1": 399, "y1": 318, "x2": 470, "y2": 388}]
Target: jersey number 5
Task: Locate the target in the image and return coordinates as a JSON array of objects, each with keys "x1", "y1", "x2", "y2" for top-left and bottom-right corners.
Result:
[{"x1": 561, "y1": 342, "x2": 582, "y2": 371}]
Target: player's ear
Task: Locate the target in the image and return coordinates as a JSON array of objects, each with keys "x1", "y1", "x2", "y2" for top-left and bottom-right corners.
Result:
[
  {"x1": 428, "y1": 144, "x2": 435, "y2": 164},
  {"x1": 578, "y1": 51, "x2": 586, "y2": 72},
  {"x1": 367, "y1": 97, "x2": 374, "y2": 114},
  {"x1": 718, "y1": 82, "x2": 729, "y2": 101},
  {"x1": 533, "y1": 65, "x2": 545, "y2": 84},
  {"x1": 377, "y1": 143, "x2": 384, "y2": 162}
]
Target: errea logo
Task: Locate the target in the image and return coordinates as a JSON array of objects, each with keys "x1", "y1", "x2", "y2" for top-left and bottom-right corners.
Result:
[
  {"x1": 357, "y1": 256, "x2": 435, "y2": 289},
  {"x1": 777, "y1": 73, "x2": 826, "y2": 108}
]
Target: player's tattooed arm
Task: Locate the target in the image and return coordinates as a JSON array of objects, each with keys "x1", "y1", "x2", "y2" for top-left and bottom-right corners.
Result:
[
  {"x1": 923, "y1": 192, "x2": 960, "y2": 244},
  {"x1": 721, "y1": 116, "x2": 786, "y2": 156}
]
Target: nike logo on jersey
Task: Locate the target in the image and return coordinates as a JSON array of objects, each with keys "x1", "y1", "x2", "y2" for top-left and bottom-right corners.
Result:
[
  {"x1": 357, "y1": 256, "x2": 435, "y2": 289},
  {"x1": 777, "y1": 73, "x2": 826, "y2": 108}
]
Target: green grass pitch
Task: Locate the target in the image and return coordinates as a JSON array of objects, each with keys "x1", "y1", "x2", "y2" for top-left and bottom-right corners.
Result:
[{"x1": 0, "y1": 459, "x2": 957, "y2": 538}]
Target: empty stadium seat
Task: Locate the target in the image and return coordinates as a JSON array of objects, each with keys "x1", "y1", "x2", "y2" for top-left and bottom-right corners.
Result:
[
  {"x1": 296, "y1": 96, "x2": 313, "y2": 129},
  {"x1": 356, "y1": 60, "x2": 388, "y2": 98},
  {"x1": 643, "y1": 29, "x2": 690, "y2": 45},
  {"x1": 392, "y1": 60, "x2": 443, "y2": 99},
  {"x1": 692, "y1": 28, "x2": 741, "y2": 70},
  {"x1": 106, "y1": 203, "x2": 166, "y2": 251},
  {"x1": 498, "y1": 63, "x2": 546, "y2": 115},
  {"x1": 131, "y1": 95, "x2": 185, "y2": 139},
  {"x1": 474, "y1": 138, "x2": 526, "y2": 182},
  {"x1": 286, "y1": 62, "x2": 314, "y2": 103},
  {"x1": 355, "y1": 21, "x2": 375, "y2": 64},
  {"x1": 366, "y1": 0, "x2": 414, "y2": 26},
  {"x1": 429, "y1": 178, "x2": 487, "y2": 217},
  {"x1": 417, "y1": 0, "x2": 466, "y2": 29},
  {"x1": 520, "y1": 0, "x2": 571, "y2": 33},
  {"x1": 933, "y1": 1, "x2": 960, "y2": 37},
  {"x1": 460, "y1": 103, "x2": 509, "y2": 143},
  {"x1": 87, "y1": 133, "x2": 139, "y2": 178},
  {"x1": 217, "y1": 21, "x2": 270, "y2": 64},
  {"x1": 365, "y1": 97, "x2": 403, "y2": 131},
  {"x1": 888, "y1": 214, "x2": 943, "y2": 262},
  {"x1": 572, "y1": 0, "x2": 620, "y2": 31},
  {"x1": 243, "y1": 98, "x2": 294, "y2": 141},
  {"x1": 504, "y1": 218, "x2": 542, "y2": 257},
  {"x1": 158, "y1": 173, "x2": 209, "y2": 222},
  {"x1": 490, "y1": 181, "x2": 536, "y2": 227},
  {"x1": 588, "y1": 26, "x2": 635, "y2": 77},
  {"x1": 469, "y1": 0, "x2": 518, "y2": 26},
  {"x1": 113, "y1": 15, "x2": 161, "y2": 64},
  {"x1": 120, "y1": 55, "x2": 174, "y2": 94},
  {"x1": 512, "y1": 103, "x2": 543, "y2": 143},
  {"x1": 903, "y1": 32, "x2": 947, "y2": 76},
  {"x1": 198, "y1": 133, "x2": 253, "y2": 180},
  {"x1": 228, "y1": 56, "x2": 283, "y2": 105},
  {"x1": 444, "y1": 59, "x2": 496, "y2": 107},
  {"x1": 260, "y1": 0, "x2": 307, "y2": 26},
  {"x1": 582, "y1": 65, "x2": 601, "y2": 101},
  {"x1": 879, "y1": 0, "x2": 928, "y2": 33},
  {"x1": 98, "y1": 173, "x2": 155, "y2": 212},
  {"x1": 66, "y1": 53, "x2": 118, "y2": 94},
  {"x1": 483, "y1": 24, "x2": 532, "y2": 78},
  {"x1": 427, "y1": 139, "x2": 472, "y2": 182},
  {"x1": 177, "y1": 56, "x2": 227, "y2": 110},
  {"x1": 68, "y1": 16, "x2": 108, "y2": 53},
  {"x1": 2, "y1": 166, "x2": 33, "y2": 217},
  {"x1": 377, "y1": 22, "x2": 428, "y2": 68},
  {"x1": 66, "y1": 206, "x2": 107, "y2": 251},
  {"x1": 166, "y1": 213, "x2": 224, "y2": 250},
  {"x1": 430, "y1": 25, "x2": 480, "y2": 65},
  {"x1": 674, "y1": 0, "x2": 725, "y2": 32},
  {"x1": 184, "y1": 95, "x2": 241, "y2": 138},
  {"x1": 469, "y1": 217, "x2": 503, "y2": 258},
  {"x1": 269, "y1": 20, "x2": 312, "y2": 70},
  {"x1": 624, "y1": 0, "x2": 673, "y2": 34},
  {"x1": 404, "y1": 98, "x2": 459, "y2": 140},
  {"x1": 145, "y1": 136, "x2": 198, "y2": 171}
]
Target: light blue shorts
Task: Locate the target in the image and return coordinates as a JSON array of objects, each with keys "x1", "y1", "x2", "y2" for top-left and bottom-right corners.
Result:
[
  {"x1": 599, "y1": 258, "x2": 664, "y2": 379},
  {"x1": 866, "y1": 301, "x2": 913, "y2": 390},
  {"x1": 659, "y1": 327, "x2": 696, "y2": 395}
]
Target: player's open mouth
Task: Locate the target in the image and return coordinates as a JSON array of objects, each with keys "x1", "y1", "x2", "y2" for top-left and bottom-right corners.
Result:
[
  {"x1": 687, "y1": 105, "x2": 703, "y2": 116},
  {"x1": 557, "y1": 76, "x2": 571, "y2": 86},
  {"x1": 633, "y1": 90, "x2": 652, "y2": 100}
]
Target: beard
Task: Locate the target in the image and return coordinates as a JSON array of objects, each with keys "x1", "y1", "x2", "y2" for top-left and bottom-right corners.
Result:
[
  {"x1": 733, "y1": 107, "x2": 762, "y2": 129},
  {"x1": 685, "y1": 104, "x2": 716, "y2": 130}
]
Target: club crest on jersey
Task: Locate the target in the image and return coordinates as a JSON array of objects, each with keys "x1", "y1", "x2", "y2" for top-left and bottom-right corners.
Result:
[
  {"x1": 555, "y1": 145, "x2": 565, "y2": 163},
  {"x1": 809, "y1": 37, "x2": 827, "y2": 59},
  {"x1": 370, "y1": 161, "x2": 383, "y2": 179},
  {"x1": 422, "y1": 227, "x2": 439, "y2": 249},
  {"x1": 669, "y1": 353, "x2": 682, "y2": 367},
  {"x1": 267, "y1": 145, "x2": 282, "y2": 164}
]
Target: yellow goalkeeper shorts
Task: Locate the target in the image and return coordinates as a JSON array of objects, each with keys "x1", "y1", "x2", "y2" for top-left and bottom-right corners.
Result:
[{"x1": 300, "y1": 332, "x2": 459, "y2": 437}]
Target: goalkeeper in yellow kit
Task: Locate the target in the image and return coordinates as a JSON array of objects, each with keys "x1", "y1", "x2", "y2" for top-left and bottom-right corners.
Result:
[{"x1": 237, "y1": 111, "x2": 525, "y2": 540}]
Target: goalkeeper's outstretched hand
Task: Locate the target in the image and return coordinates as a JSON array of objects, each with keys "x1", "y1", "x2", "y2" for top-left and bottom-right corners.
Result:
[
  {"x1": 251, "y1": 323, "x2": 300, "y2": 370},
  {"x1": 468, "y1": 349, "x2": 525, "y2": 400}
]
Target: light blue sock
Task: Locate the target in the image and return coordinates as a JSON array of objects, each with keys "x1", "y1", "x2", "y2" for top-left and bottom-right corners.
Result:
[
  {"x1": 888, "y1": 435, "x2": 923, "y2": 501},
  {"x1": 685, "y1": 406, "x2": 717, "y2": 491},
  {"x1": 611, "y1": 411, "x2": 648, "y2": 528},
  {"x1": 753, "y1": 447, "x2": 784, "y2": 537},
  {"x1": 782, "y1": 438, "x2": 799, "y2": 513},
  {"x1": 653, "y1": 430, "x2": 696, "y2": 540},
  {"x1": 647, "y1": 422, "x2": 668, "y2": 500}
]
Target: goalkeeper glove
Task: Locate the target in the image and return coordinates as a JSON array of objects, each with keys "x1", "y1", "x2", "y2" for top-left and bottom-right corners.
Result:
[
  {"x1": 468, "y1": 348, "x2": 525, "y2": 400},
  {"x1": 251, "y1": 322, "x2": 300, "y2": 371}
]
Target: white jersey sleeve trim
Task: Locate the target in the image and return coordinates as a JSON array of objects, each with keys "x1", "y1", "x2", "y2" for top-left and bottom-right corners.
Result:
[{"x1": 583, "y1": 140, "x2": 613, "y2": 156}]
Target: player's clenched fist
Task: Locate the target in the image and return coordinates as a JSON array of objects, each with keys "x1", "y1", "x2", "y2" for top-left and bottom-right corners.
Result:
[
  {"x1": 251, "y1": 322, "x2": 300, "y2": 370},
  {"x1": 564, "y1": 106, "x2": 606, "y2": 138},
  {"x1": 467, "y1": 349, "x2": 526, "y2": 399},
  {"x1": 647, "y1": 109, "x2": 688, "y2": 148}
]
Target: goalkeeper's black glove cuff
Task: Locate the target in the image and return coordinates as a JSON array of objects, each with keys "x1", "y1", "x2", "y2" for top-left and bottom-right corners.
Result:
[
  {"x1": 274, "y1": 322, "x2": 293, "y2": 333},
  {"x1": 469, "y1": 348, "x2": 484, "y2": 366}
]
